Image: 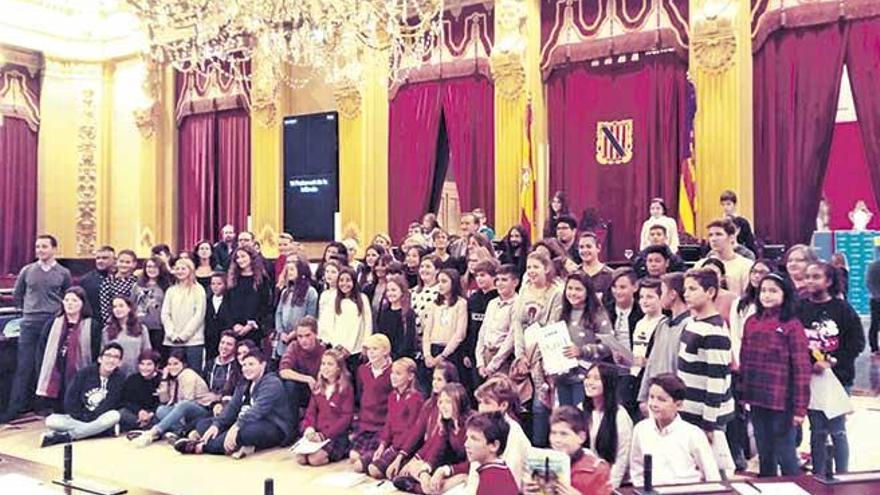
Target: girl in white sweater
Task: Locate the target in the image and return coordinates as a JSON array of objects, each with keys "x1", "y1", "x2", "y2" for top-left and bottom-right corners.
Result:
[
  {"x1": 161, "y1": 258, "x2": 206, "y2": 372},
  {"x1": 321, "y1": 266, "x2": 372, "y2": 375}
]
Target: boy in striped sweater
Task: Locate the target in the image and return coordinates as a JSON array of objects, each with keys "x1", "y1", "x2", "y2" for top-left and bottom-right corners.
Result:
[{"x1": 678, "y1": 268, "x2": 735, "y2": 473}]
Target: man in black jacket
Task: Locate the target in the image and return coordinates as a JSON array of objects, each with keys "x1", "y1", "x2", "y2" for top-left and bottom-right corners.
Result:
[
  {"x1": 212, "y1": 224, "x2": 237, "y2": 271},
  {"x1": 40, "y1": 343, "x2": 125, "y2": 447},
  {"x1": 175, "y1": 349, "x2": 293, "y2": 458},
  {"x1": 78, "y1": 245, "x2": 116, "y2": 324}
]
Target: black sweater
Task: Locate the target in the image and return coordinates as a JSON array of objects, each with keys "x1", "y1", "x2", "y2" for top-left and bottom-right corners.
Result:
[
  {"x1": 226, "y1": 275, "x2": 274, "y2": 341},
  {"x1": 798, "y1": 298, "x2": 866, "y2": 387},
  {"x1": 375, "y1": 306, "x2": 417, "y2": 359},
  {"x1": 121, "y1": 373, "x2": 160, "y2": 413},
  {"x1": 465, "y1": 290, "x2": 498, "y2": 361},
  {"x1": 64, "y1": 365, "x2": 125, "y2": 422}
]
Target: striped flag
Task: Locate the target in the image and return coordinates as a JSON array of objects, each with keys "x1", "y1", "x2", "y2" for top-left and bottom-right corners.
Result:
[
  {"x1": 678, "y1": 78, "x2": 697, "y2": 235},
  {"x1": 521, "y1": 100, "x2": 536, "y2": 237}
]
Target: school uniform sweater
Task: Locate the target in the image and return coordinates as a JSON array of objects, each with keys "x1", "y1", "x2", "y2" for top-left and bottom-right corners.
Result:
[
  {"x1": 379, "y1": 389, "x2": 424, "y2": 447},
  {"x1": 302, "y1": 385, "x2": 355, "y2": 439},
  {"x1": 356, "y1": 362, "x2": 393, "y2": 433}
]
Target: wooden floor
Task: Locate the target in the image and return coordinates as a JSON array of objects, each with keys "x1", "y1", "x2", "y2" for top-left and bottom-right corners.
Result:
[{"x1": 1, "y1": 396, "x2": 879, "y2": 495}]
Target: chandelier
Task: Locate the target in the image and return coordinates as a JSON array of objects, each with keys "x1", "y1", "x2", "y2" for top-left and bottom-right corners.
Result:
[{"x1": 127, "y1": 0, "x2": 445, "y2": 88}]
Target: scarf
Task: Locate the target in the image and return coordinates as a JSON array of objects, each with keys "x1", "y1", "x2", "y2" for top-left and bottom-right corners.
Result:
[{"x1": 37, "y1": 317, "x2": 93, "y2": 399}]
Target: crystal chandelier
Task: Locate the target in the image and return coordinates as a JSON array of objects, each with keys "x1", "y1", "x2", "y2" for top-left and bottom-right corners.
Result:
[{"x1": 127, "y1": 0, "x2": 445, "y2": 88}]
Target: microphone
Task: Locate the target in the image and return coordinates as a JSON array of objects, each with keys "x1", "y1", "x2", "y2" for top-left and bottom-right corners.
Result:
[
  {"x1": 264, "y1": 478, "x2": 274, "y2": 495},
  {"x1": 644, "y1": 454, "x2": 654, "y2": 492},
  {"x1": 63, "y1": 444, "x2": 72, "y2": 482}
]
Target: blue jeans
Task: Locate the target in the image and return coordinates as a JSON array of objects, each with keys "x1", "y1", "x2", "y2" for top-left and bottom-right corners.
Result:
[
  {"x1": 46, "y1": 411, "x2": 120, "y2": 440},
  {"x1": 531, "y1": 389, "x2": 550, "y2": 448},
  {"x1": 555, "y1": 379, "x2": 585, "y2": 407},
  {"x1": 169, "y1": 346, "x2": 204, "y2": 374},
  {"x1": 808, "y1": 410, "x2": 849, "y2": 476},
  {"x1": 153, "y1": 401, "x2": 210, "y2": 435},
  {"x1": 6, "y1": 315, "x2": 52, "y2": 417},
  {"x1": 751, "y1": 406, "x2": 800, "y2": 477},
  {"x1": 194, "y1": 417, "x2": 285, "y2": 454}
]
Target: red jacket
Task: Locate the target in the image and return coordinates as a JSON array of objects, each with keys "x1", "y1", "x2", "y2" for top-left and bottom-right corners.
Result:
[
  {"x1": 415, "y1": 415, "x2": 468, "y2": 469},
  {"x1": 379, "y1": 389, "x2": 423, "y2": 447},
  {"x1": 571, "y1": 450, "x2": 613, "y2": 495},
  {"x1": 476, "y1": 460, "x2": 518, "y2": 495},
  {"x1": 740, "y1": 314, "x2": 811, "y2": 417},
  {"x1": 278, "y1": 342, "x2": 324, "y2": 377},
  {"x1": 356, "y1": 362, "x2": 393, "y2": 432},
  {"x1": 302, "y1": 384, "x2": 354, "y2": 439}
]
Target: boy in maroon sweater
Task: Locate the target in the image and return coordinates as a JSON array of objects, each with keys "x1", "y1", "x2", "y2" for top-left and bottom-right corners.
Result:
[
  {"x1": 465, "y1": 412, "x2": 518, "y2": 495},
  {"x1": 278, "y1": 317, "x2": 325, "y2": 435},
  {"x1": 350, "y1": 334, "x2": 393, "y2": 472}
]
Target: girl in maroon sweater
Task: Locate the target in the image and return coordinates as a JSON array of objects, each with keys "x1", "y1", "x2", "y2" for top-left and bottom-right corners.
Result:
[
  {"x1": 388, "y1": 361, "x2": 460, "y2": 479},
  {"x1": 297, "y1": 349, "x2": 354, "y2": 466},
  {"x1": 395, "y1": 383, "x2": 471, "y2": 494},
  {"x1": 740, "y1": 273, "x2": 810, "y2": 477},
  {"x1": 350, "y1": 334, "x2": 394, "y2": 471},
  {"x1": 369, "y1": 357, "x2": 424, "y2": 479}
]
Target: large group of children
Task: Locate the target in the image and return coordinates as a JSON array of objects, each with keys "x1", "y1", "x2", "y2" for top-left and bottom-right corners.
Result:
[{"x1": 2, "y1": 189, "x2": 870, "y2": 494}]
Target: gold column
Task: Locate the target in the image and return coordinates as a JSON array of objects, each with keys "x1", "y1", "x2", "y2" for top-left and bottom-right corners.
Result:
[
  {"x1": 38, "y1": 60, "x2": 104, "y2": 258},
  {"x1": 492, "y1": 0, "x2": 547, "y2": 237},
  {"x1": 337, "y1": 48, "x2": 389, "y2": 245},
  {"x1": 690, "y1": 0, "x2": 754, "y2": 232},
  {"x1": 250, "y1": 57, "x2": 286, "y2": 258}
]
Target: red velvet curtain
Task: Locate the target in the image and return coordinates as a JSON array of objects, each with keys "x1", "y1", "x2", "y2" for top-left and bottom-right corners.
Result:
[
  {"x1": 847, "y1": 16, "x2": 880, "y2": 208},
  {"x1": 753, "y1": 22, "x2": 848, "y2": 246},
  {"x1": 821, "y1": 122, "x2": 880, "y2": 230},
  {"x1": 388, "y1": 82, "x2": 443, "y2": 242},
  {"x1": 441, "y1": 76, "x2": 495, "y2": 225},
  {"x1": 216, "y1": 109, "x2": 251, "y2": 237},
  {"x1": 547, "y1": 54, "x2": 686, "y2": 259},
  {"x1": 0, "y1": 117, "x2": 38, "y2": 275},
  {"x1": 178, "y1": 113, "x2": 217, "y2": 249}
]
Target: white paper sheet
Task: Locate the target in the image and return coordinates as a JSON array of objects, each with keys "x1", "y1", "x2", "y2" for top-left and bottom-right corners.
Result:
[
  {"x1": 808, "y1": 368, "x2": 853, "y2": 419},
  {"x1": 524, "y1": 322, "x2": 579, "y2": 375},
  {"x1": 289, "y1": 437, "x2": 330, "y2": 455}
]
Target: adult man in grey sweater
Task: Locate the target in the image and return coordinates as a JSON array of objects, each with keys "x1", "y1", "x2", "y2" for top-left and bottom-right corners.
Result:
[{"x1": 1, "y1": 235, "x2": 71, "y2": 423}]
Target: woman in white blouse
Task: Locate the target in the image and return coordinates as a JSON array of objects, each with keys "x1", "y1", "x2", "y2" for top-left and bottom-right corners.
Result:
[
  {"x1": 583, "y1": 362, "x2": 632, "y2": 488},
  {"x1": 320, "y1": 266, "x2": 372, "y2": 374},
  {"x1": 639, "y1": 198, "x2": 679, "y2": 253},
  {"x1": 422, "y1": 268, "x2": 468, "y2": 382}
]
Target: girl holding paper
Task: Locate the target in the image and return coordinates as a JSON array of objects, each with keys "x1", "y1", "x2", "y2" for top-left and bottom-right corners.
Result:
[
  {"x1": 797, "y1": 262, "x2": 865, "y2": 476},
  {"x1": 511, "y1": 251, "x2": 564, "y2": 447}
]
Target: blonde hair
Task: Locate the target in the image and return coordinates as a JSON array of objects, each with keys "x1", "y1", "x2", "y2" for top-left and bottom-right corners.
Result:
[
  {"x1": 364, "y1": 333, "x2": 391, "y2": 354},
  {"x1": 173, "y1": 258, "x2": 197, "y2": 286},
  {"x1": 392, "y1": 357, "x2": 418, "y2": 395}
]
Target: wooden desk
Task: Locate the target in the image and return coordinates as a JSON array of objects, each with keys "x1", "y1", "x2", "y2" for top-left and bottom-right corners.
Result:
[
  {"x1": 616, "y1": 474, "x2": 880, "y2": 495},
  {"x1": 0, "y1": 453, "x2": 171, "y2": 495}
]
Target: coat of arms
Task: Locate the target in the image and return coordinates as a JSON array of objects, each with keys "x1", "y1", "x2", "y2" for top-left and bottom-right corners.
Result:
[{"x1": 595, "y1": 119, "x2": 633, "y2": 165}]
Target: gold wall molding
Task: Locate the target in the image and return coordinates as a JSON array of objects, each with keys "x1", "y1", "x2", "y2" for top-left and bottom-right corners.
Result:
[
  {"x1": 490, "y1": 51, "x2": 526, "y2": 100},
  {"x1": 134, "y1": 58, "x2": 160, "y2": 139},
  {"x1": 76, "y1": 88, "x2": 98, "y2": 256},
  {"x1": 334, "y1": 83, "x2": 362, "y2": 120},
  {"x1": 139, "y1": 226, "x2": 155, "y2": 253},
  {"x1": 43, "y1": 58, "x2": 102, "y2": 80},
  {"x1": 692, "y1": 10, "x2": 737, "y2": 75}
]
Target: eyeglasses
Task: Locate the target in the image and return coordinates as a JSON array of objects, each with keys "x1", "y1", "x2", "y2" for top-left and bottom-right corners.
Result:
[{"x1": 102, "y1": 353, "x2": 122, "y2": 360}]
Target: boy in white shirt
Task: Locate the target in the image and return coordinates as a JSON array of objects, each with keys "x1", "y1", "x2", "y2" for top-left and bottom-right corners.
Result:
[{"x1": 630, "y1": 373, "x2": 719, "y2": 487}]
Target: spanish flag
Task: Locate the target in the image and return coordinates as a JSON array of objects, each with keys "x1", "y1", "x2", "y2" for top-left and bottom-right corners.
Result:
[
  {"x1": 678, "y1": 78, "x2": 697, "y2": 235},
  {"x1": 521, "y1": 100, "x2": 536, "y2": 237}
]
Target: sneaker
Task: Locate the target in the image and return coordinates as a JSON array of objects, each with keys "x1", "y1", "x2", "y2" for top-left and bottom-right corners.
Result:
[
  {"x1": 186, "y1": 430, "x2": 200, "y2": 441},
  {"x1": 132, "y1": 433, "x2": 155, "y2": 448},
  {"x1": 173, "y1": 438, "x2": 199, "y2": 454},
  {"x1": 40, "y1": 432, "x2": 71, "y2": 448},
  {"x1": 126, "y1": 430, "x2": 145, "y2": 441},
  {"x1": 163, "y1": 431, "x2": 180, "y2": 444},
  {"x1": 231, "y1": 445, "x2": 255, "y2": 459}
]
